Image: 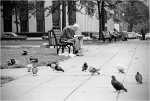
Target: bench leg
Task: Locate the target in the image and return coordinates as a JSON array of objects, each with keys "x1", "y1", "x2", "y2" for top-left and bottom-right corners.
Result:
[
  {"x1": 68, "y1": 47, "x2": 71, "y2": 53},
  {"x1": 62, "y1": 47, "x2": 64, "y2": 53},
  {"x1": 57, "y1": 46, "x2": 60, "y2": 54}
]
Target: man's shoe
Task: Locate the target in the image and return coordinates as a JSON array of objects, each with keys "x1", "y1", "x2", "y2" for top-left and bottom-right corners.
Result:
[{"x1": 74, "y1": 50, "x2": 78, "y2": 54}]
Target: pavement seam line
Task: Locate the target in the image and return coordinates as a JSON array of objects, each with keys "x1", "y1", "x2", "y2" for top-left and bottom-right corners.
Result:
[
  {"x1": 63, "y1": 42, "x2": 130, "y2": 101},
  {"x1": 12, "y1": 66, "x2": 75, "y2": 100},
  {"x1": 98, "y1": 42, "x2": 130, "y2": 70},
  {"x1": 1, "y1": 66, "x2": 48, "y2": 87},
  {"x1": 92, "y1": 41, "x2": 128, "y2": 58},
  {"x1": 116, "y1": 42, "x2": 139, "y2": 101},
  {"x1": 63, "y1": 75, "x2": 93, "y2": 101}
]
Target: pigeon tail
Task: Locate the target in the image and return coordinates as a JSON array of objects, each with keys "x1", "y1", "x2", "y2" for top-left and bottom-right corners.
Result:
[{"x1": 123, "y1": 87, "x2": 127, "y2": 92}]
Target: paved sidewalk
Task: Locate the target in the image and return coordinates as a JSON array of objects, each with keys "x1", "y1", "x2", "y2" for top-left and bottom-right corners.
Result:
[{"x1": 1, "y1": 39, "x2": 149, "y2": 101}]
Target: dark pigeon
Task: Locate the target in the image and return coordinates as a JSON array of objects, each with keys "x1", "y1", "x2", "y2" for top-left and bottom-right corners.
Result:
[
  {"x1": 55, "y1": 65, "x2": 64, "y2": 72},
  {"x1": 47, "y1": 63, "x2": 52, "y2": 67},
  {"x1": 55, "y1": 62, "x2": 64, "y2": 72},
  {"x1": 89, "y1": 66, "x2": 100, "y2": 75},
  {"x1": 10, "y1": 59, "x2": 15, "y2": 65},
  {"x1": 82, "y1": 62, "x2": 88, "y2": 71},
  {"x1": 8, "y1": 59, "x2": 16, "y2": 66},
  {"x1": 111, "y1": 76, "x2": 127, "y2": 92},
  {"x1": 22, "y1": 50, "x2": 28, "y2": 55},
  {"x1": 30, "y1": 56, "x2": 38, "y2": 63},
  {"x1": 135, "y1": 72, "x2": 142, "y2": 84},
  {"x1": 30, "y1": 56, "x2": 34, "y2": 62}
]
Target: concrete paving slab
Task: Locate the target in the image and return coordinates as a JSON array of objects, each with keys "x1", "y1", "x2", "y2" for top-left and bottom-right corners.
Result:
[
  {"x1": 1, "y1": 86, "x2": 33, "y2": 100},
  {"x1": 14, "y1": 76, "x2": 90, "y2": 101},
  {"x1": 118, "y1": 76, "x2": 149, "y2": 101}
]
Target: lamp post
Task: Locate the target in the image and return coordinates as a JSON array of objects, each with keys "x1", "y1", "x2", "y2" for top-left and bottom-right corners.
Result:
[{"x1": 122, "y1": 13, "x2": 124, "y2": 31}]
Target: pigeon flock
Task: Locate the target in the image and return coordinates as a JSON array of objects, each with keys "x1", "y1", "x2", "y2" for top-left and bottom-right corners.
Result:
[
  {"x1": 26, "y1": 60, "x2": 143, "y2": 92},
  {"x1": 7, "y1": 50, "x2": 143, "y2": 92}
]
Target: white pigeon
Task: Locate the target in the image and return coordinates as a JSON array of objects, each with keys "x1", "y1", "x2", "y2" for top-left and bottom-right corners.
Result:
[
  {"x1": 27, "y1": 64, "x2": 33, "y2": 72},
  {"x1": 117, "y1": 63, "x2": 125, "y2": 74}
]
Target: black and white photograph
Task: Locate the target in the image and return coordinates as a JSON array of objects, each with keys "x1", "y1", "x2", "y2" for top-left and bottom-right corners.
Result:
[{"x1": 0, "y1": 0, "x2": 149, "y2": 101}]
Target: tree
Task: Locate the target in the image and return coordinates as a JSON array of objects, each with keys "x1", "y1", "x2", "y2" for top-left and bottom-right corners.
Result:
[
  {"x1": 121, "y1": 0, "x2": 149, "y2": 32},
  {"x1": 1, "y1": 0, "x2": 36, "y2": 34},
  {"x1": 45, "y1": 0, "x2": 122, "y2": 40}
]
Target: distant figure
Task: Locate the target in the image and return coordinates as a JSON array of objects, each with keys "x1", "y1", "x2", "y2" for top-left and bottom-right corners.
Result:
[
  {"x1": 113, "y1": 28, "x2": 118, "y2": 42},
  {"x1": 141, "y1": 29, "x2": 145, "y2": 40}
]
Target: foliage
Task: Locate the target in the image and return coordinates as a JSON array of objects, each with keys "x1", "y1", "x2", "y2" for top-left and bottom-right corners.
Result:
[
  {"x1": 1, "y1": 0, "x2": 36, "y2": 24},
  {"x1": 121, "y1": 0, "x2": 149, "y2": 32}
]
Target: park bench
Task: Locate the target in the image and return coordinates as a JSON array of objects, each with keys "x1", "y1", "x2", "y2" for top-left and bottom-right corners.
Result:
[
  {"x1": 48, "y1": 29, "x2": 75, "y2": 54},
  {"x1": 102, "y1": 31, "x2": 112, "y2": 42}
]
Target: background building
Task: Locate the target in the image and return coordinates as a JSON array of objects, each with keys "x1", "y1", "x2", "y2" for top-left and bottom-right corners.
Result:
[{"x1": 1, "y1": 0, "x2": 115, "y2": 36}]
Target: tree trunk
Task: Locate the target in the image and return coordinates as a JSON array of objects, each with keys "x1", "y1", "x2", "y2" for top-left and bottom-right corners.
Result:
[
  {"x1": 97, "y1": 1, "x2": 102, "y2": 40},
  {"x1": 62, "y1": 1, "x2": 66, "y2": 30},
  {"x1": 128, "y1": 23, "x2": 133, "y2": 32},
  {"x1": 101, "y1": 1, "x2": 105, "y2": 31},
  {"x1": 15, "y1": 7, "x2": 19, "y2": 34}
]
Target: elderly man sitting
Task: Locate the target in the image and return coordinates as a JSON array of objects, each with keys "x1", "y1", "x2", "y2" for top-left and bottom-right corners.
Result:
[{"x1": 60, "y1": 23, "x2": 82, "y2": 55}]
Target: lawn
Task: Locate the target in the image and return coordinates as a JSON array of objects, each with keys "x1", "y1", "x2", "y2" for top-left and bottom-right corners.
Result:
[{"x1": 0, "y1": 46, "x2": 70, "y2": 69}]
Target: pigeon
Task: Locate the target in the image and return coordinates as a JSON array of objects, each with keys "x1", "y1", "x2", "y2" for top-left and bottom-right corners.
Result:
[
  {"x1": 89, "y1": 66, "x2": 100, "y2": 75},
  {"x1": 47, "y1": 62, "x2": 56, "y2": 71},
  {"x1": 30, "y1": 56, "x2": 34, "y2": 62},
  {"x1": 82, "y1": 62, "x2": 88, "y2": 71},
  {"x1": 10, "y1": 59, "x2": 16, "y2": 65},
  {"x1": 22, "y1": 50, "x2": 28, "y2": 55},
  {"x1": 135, "y1": 72, "x2": 142, "y2": 84},
  {"x1": 8, "y1": 59, "x2": 16, "y2": 66},
  {"x1": 117, "y1": 63, "x2": 125, "y2": 74},
  {"x1": 8, "y1": 60, "x2": 12, "y2": 66},
  {"x1": 30, "y1": 56, "x2": 38, "y2": 63},
  {"x1": 32, "y1": 66, "x2": 38, "y2": 76},
  {"x1": 55, "y1": 63, "x2": 64, "y2": 72},
  {"x1": 111, "y1": 75, "x2": 127, "y2": 92},
  {"x1": 27, "y1": 64, "x2": 33, "y2": 72},
  {"x1": 32, "y1": 58, "x2": 38, "y2": 63}
]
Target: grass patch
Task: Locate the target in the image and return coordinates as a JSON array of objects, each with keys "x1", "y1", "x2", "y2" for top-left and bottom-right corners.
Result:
[
  {"x1": 0, "y1": 47, "x2": 70, "y2": 69},
  {"x1": 1, "y1": 76, "x2": 15, "y2": 85}
]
